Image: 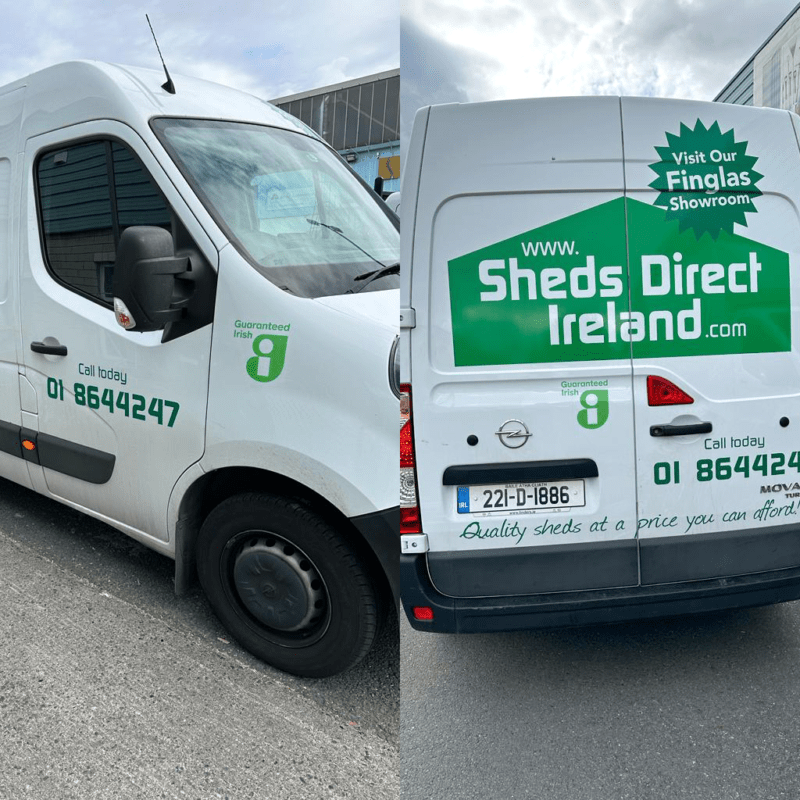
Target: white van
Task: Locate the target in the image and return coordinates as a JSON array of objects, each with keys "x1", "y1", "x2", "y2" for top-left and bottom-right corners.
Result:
[
  {"x1": 400, "y1": 96, "x2": 800, "y2": 632},
  {"x1": 0, "y1": 61, "x2": 399, "y2": 677}
]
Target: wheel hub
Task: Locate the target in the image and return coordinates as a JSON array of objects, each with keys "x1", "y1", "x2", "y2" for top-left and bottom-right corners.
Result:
[{"x1": 233, "y1": 537, "x2": 325, "y2": 632}]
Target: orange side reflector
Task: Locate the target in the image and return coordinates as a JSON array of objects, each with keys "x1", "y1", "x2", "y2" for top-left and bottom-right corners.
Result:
[{"x1": 22, "y1": 440, "x2": 36, "y2": 451}]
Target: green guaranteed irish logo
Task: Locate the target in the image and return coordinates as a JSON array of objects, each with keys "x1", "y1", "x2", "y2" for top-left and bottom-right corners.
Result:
[
  {"x1": 648, "y1": 119, "x2": 763, "y2": 240},
  {"x1": 577, "y1": 389, "x2": 609, "y2": 429},
  {"x1": 246, "y1": 334, "x2": 288, "y2": 382}
]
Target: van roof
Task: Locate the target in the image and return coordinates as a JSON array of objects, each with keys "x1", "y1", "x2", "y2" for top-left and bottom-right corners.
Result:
[{"x1": 2, "y1": 60, "x2": 315, "y2": 141}]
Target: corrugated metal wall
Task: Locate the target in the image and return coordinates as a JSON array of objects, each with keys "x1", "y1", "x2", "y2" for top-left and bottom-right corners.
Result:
[{"x1": 274, "y1": 72, "x2": 401, "y2": 194}]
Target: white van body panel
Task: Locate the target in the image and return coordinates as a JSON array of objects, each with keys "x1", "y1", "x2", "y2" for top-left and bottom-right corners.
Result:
[
  {"x1": 204, "y1": 246, "x2": 398, "y2": 518},
  {"x1": 403, "y1": 95, "x2": 800, "y2": 629},
  {"x1": 15, "y1": 61, "x2": 309, "y2": 143},
  {"x1": 0, "y1": 87, "x2": 29, "y2": 491}
]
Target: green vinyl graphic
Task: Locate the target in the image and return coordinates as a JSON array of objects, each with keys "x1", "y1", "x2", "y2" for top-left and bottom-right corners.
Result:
[
  {"x1": 448, "y1": 197, "x2": 790, "y2": 366},
  {"x1": 648, "y1": 119, "x2": 763, "y2": 240},
  {"x1": 246, "y1": 334, "x2": 288, "y2": 382},
  {"x1": 577, "y1": 389, "x2": 609, "y2": 429}
]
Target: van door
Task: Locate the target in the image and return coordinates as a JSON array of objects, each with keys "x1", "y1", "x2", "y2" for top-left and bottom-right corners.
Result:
[
  {"x1": 622, "y1": 98, "x2": 800, "y2": 583},
  {"x1": 19, "y1": 123, "x2": 214, "y2": 541},
  {"x1": 410, "y1": 98, "x2": 639, "y2": 598},
  {"x1": 0, "y1": 87, "x2": 35, "y2": 492}
]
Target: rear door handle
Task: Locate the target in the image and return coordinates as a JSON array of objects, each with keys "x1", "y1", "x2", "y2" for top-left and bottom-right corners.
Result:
[
  {"x1": 650, "y1": 422, "x2": 712, "y2": 437},
  {"x1": 30, "y1": 341, "x2": 68, "y2": 357}
]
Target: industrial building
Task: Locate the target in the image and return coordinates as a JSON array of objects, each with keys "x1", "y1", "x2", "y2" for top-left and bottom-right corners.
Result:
[
  {"x1": 716, "y1": 2, "x2": 800, "y2": 110},
  {"x1": 271, "y1": 69, "x2": 400, "y2": 196}
]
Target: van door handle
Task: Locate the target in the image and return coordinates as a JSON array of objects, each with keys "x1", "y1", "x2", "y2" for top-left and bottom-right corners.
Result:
[
  {"x1": 30, "y1": 341, "x2": 68, "y2": 357},
  {"x1": 650, "y1": 422, "x2": 712, "y2": 437}
]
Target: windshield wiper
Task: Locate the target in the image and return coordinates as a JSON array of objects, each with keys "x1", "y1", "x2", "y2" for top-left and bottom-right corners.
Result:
[
  {"x1": 306, "y1": 218, "x2": 390, "y2": 269},
  {"x1": 351, "y1": 262, "x2": 399, "y2": 293},
  {"x1": 307, "y1": 217, "x2": 398, "y2": 293}
]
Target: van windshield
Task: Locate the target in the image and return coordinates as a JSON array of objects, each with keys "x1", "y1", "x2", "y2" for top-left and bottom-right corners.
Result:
[{"x1": 152, "y1": 118, "x2": 399, "y2": 298}]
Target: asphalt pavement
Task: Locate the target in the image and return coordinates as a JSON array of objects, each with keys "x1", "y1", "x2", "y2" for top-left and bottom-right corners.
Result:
[
  {"x1": 0, "y1": 478, "x2": 398, "y2": 800},
  {"x1": 401, "y1": 601, "x2": 800, "y2": 799}
]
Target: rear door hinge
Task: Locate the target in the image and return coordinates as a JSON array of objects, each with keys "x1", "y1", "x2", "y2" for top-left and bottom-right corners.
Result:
[
  {"x1": 401, "y1": 533, "x2": 428, "y2": 554},
  {"x1": 400, "y1": 307, "x2": 416, "y2": 329}
]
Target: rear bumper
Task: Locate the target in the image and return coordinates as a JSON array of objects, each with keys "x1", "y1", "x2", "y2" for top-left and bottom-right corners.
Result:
[{"x1": 401, "y1": 552, "x2": 800, "y2": 633}]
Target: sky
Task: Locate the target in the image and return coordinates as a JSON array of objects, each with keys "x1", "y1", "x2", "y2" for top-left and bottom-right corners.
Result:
[
  {"x1": 1, "y1": 0, "x2": 795, "y2": 153},
  {"x1": 0, "y1": 0, "x2": 398, "y2": 100},
  {"x1": 401, "y1": 0, "x2": 800, "y2": 151}
]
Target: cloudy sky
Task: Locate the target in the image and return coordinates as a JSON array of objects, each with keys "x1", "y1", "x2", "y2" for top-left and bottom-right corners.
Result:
[
  {"x1": 2, "y1": 0, "x2": 796, "y2": 148},
  {"x1": 401, "y1": 0, "x2": 800, "y2": 148},
  {"x1": 0, "y1": 0, "x2": 398, "y2": 100}
]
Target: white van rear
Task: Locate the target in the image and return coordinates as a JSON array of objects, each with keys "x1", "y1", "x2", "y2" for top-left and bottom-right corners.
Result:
[{"x1": 401, "y1": 96, "x2": 800, "y2": 631}]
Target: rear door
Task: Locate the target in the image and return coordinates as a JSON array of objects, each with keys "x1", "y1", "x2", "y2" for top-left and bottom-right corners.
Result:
[
  {"x1": 410, "y1": 98, "x2": 639, "y2": 598},
  {"x1": 622, "y1": 98, "x2": 800, "y2": 583}
]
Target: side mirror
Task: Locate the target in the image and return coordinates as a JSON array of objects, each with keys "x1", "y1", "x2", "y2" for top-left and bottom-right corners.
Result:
[
  {"x1": 385, "y1": 192, "x2": 400, "y2": 215},
  {"x1": 113, "y1": 226, "x2": 189, "y2": 332}
]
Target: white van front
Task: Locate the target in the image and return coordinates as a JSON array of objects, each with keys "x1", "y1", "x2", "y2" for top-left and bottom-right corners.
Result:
[
  {"x1": 401, "y1": 96, "x2": 800, "y2": 632},
  {"x1": 2, "y1": 61, "x2": 398, "y2": 677}
]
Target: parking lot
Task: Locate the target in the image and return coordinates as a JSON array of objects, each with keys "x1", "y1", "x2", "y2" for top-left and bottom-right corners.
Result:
[{"x1": 0, "y1": 478, "x2": 398, "y2": 800}]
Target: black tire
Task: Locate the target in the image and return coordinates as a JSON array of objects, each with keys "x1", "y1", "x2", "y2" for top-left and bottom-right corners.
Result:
[{"x1": 196, "y1": 493, "x2": 383, "y2": 678}]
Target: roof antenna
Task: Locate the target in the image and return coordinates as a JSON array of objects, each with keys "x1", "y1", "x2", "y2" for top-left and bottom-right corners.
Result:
[{"x1": 146, "y1": 14, "x2": 176, "y2": 94}]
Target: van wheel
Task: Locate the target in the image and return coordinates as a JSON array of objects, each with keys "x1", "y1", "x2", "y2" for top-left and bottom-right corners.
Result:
[{"x1": 196, "y1": 493, "x2": 382, "y2": 678}]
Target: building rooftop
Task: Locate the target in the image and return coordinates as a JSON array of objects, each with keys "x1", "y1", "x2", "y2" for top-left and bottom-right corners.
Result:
[{"x1": 271, "y1": 68, "x2": 399, "y2": 105}]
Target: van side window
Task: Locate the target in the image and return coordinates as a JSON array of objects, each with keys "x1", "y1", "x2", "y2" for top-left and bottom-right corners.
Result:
[{"x1": 36, "y1": 140, "x2": 172, "y2": 305}]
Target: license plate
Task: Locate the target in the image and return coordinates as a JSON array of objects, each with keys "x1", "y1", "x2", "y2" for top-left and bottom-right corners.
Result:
[{"x1": 457, "y1": 480, "x2": 585, "y2": 514}]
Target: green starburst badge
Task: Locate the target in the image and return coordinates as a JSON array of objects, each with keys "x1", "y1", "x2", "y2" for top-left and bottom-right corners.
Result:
[{"x1": 648, "y1": 119, "x2": 763, "y2": 239}]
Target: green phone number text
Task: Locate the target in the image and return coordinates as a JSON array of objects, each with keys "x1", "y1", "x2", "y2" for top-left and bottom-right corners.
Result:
[
  {"x1": 654, "y1": 453, "x2": 800, "y2": 485},
  {"x1": 47, "y1": 379, "x2": 180, "y2": 427}
]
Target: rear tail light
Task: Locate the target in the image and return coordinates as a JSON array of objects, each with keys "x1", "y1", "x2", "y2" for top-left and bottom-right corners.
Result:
[
  {"x1": 400, "y1": 383, "x2": 422, "y2": 535},
  {"x1": 647, "y1": 375, "x2": 694, "y2": 406}
]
